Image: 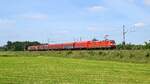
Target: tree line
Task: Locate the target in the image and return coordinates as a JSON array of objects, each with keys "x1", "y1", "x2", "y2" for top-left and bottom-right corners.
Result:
[
  {"x1": 0, "y1": 40, "x2": 150, "y2": 51},
  {"x1": 0, "y1": 41, "x2": 40, "y2": 51},
  {"x1": 117, "y1": 41, "x2": 150, "y2": 50}
]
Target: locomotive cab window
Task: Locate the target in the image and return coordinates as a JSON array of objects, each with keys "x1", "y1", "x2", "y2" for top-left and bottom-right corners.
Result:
[{"x1": 111, "y1": 40, "x2": 116, "y2": 44}]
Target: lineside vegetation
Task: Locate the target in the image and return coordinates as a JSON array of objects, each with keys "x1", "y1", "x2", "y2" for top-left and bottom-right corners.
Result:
[{"x1": 0, "y1": 50, "x2": 150, "y2": 63}]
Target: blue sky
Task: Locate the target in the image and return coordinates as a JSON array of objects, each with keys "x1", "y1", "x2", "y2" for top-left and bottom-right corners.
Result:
[{"x1": 0, "y1": 0, "x2": 150, "y2": 45}]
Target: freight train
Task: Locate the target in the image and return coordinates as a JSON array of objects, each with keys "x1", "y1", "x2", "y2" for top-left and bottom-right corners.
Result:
[{"x1": 27, "y1": 40, "x2": 116, "y2": 51}]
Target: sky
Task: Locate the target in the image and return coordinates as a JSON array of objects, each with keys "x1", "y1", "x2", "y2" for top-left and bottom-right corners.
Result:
[{"x1": 0, "y1": 0, "x2": 150, "y2": 45}]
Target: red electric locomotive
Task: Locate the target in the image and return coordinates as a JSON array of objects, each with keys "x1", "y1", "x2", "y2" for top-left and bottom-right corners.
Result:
[{"x1": 28, "y1": 40, "x2": 116, "y2": 51}]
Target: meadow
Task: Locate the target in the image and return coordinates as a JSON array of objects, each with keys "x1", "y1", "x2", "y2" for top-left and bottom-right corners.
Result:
[{"x1": 0, "y1": 50, "x2": 150, "y2": 84}]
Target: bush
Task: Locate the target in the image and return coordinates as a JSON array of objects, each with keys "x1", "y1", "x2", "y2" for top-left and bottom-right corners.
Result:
[
  {"x1": 4, "y1": 41, "x2": 40, "y2": 51},
  {"x1": 88, "y1": 51, "x2": 95, "y2": 56},
  {"x1": 129, "y1": 53, "x2": 135, "y2": 58},
  {"x1": 145, "y1": 53, "x2": 150, "y2": 58},
  {"x1": 66, "y1": 51, "x2": 73, "y2": 55}
]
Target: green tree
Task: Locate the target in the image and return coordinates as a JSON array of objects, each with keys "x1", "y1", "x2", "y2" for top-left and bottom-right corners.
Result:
[{"x1": 5, "y1": 41, "x2": 40, "y2": 51}]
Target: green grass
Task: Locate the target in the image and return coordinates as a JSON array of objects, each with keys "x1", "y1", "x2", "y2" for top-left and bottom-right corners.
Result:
[
  {"x1": 0, "y1": 57, "x2": 149, "y2": 84},
  {"x1": 0, "y1": 50, "x2": 150, "y2": 63},
  {"x1": 0, "y1": 50, "x2": 150, "y2": 84}
]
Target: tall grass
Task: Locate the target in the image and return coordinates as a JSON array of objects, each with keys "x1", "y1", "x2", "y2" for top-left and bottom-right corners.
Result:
[{"x1": 0, "y1": 50, "x2": 150, "y2": 63}]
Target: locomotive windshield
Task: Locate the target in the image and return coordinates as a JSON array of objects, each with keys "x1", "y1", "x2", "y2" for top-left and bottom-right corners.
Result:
[{"x1": 111, "y1": 40, "x2": 116, "y2": 44}]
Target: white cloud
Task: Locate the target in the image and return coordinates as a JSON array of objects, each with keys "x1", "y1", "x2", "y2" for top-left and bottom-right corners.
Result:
[
  {"x1": 88, "y1": 5, "x2": 106, "y2": 12},
  {"x1": 144, "y1": 0, "x2": 150, "y2": 6},
  {"x1": 134, "y1": 22, "x2": 145, "y2": 28},
  {"x1": 21, "y1": 13, "x2": 49, "y2": 20}
]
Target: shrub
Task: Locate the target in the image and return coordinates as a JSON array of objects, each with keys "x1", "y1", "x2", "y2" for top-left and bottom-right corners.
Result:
[
  {"x1": 145, "y1": 53, "x2": 150, "y2": 58},
  {"x1": 66, "y1": 51, "x2": 73, "y2": 55},
  {"x1": 129, "y1": 53, "x2": 135, "y2": 58},
  {"x1": 98, "y1": 51, "x2": 103, "y2": 55},
  {"x1": 88, "y1": 51, "x2": 95, "y2": 56}
]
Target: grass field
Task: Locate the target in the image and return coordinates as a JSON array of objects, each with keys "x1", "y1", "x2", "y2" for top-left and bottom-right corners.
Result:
[{"x1": 0, "y1": 50, "x2": 150, "y2": 84}]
